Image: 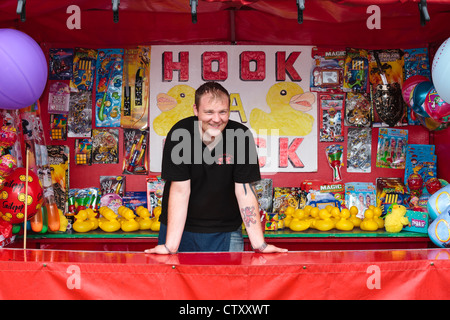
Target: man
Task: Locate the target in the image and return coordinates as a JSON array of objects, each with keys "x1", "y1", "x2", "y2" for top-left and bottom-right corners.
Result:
[{"x1": 145, "y1": 82, "x2": 287, "y2": 254}]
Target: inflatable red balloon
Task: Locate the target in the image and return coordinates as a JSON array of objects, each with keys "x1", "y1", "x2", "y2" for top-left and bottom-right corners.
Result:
[{"x1": 0, "y1": 167, "x2": 43, "y2": 224}]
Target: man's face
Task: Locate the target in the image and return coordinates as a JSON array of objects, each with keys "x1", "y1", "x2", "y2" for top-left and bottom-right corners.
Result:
[{"x1": 193, "y1": 92, "x2": 230, "y2": 142}]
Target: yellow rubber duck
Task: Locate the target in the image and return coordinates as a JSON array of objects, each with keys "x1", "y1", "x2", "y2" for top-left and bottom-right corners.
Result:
[
  {"x1": 289, "y1": 209, "x2": 310, "y2": 231},
  {"x1": 315, "y1": 209, "x2": 335, "y2": 231},
  {"x1": 348, "y1": 207, "x2": 362, "y2": 227},
  {"x1": 335, "y1": 208, "x2": 354, "y2": 231},
  {"x1": 58, "y1": 209, "x2": 68, "y2": 232},
  {"x1": 373, "y1": 206, "x2": 384, "y2": 228},
  {"x1": 73, "y1": 209, "x2": 93, "y2": 233},
  {"x1": 136, "y1": 206, "x2": 153, "y2": 230},
  {"x1": 330, "y1": 207, "x2": 341, "y2": 225},
  {"x1": 98, "y1": 206, "x2": 121, "y2": 232},
  {"x1": 85, "y1": 208, "x2": 99, "y2": 230},
  {"x1": 118, "y1": 206, "x2": 140, "y2": 232},
  {"x1": 153, "y1": 85, "x2": 196, "y2": 136},
  {"x1": 308, "y1": 206, "x2": 320, "y2": 229},
  {"x1": 249, "y1": 82, "x2": 315, "y2": 136},
  {"x1": 385, "y1": 204, "x2": 409, "y2": 233},
  {"x1": 360, "y1": 209, "x2": 379, "y2": 231},
  {"x1": 150, "y1": 206, "x2": 162, "y2": 232}
]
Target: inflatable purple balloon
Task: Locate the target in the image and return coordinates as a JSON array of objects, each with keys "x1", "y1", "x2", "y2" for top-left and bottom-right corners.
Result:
[{"x1": 0, "y1": 29, "x2": 48, "y2": 110}]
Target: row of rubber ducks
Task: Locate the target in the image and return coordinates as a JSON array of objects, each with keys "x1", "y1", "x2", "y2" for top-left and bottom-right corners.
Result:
[
  {"x1": 285, "y1": 204, "x2": 385, "y2": 232},
  {"x1": 73, "y1": 205, "x2": 162, "y2": 233}
]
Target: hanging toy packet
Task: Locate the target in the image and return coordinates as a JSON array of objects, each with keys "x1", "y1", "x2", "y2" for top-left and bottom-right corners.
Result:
[{"x1": 326, "y1": 144, "x2": 344, "y2": 182}]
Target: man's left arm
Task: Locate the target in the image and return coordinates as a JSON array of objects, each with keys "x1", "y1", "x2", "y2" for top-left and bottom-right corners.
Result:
[{"x1": 235, "y1": 182, "x2": 288, "y2": 253}]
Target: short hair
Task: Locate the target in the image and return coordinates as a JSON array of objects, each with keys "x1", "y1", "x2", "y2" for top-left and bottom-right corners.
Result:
[{"x1": 195, "y1": 82, "x2": 230, "y2": 107}]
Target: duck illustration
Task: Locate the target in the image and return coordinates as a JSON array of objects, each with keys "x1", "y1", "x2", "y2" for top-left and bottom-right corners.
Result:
[
  {"x1": 153, "y1": 84, "x2": 195, "y2": 136},
  {"x1": 250, "y1": 82, "x2": 315, "y2": 136}
]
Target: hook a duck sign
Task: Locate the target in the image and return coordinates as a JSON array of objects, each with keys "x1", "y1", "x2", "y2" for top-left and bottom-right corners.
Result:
[{"x1": 149, "y1": 45, "x2": 318, "y2": 173}]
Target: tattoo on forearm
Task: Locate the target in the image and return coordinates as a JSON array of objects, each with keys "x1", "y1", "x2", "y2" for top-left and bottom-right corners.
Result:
[
  {"x1": 243, "y1": 183, "x2": 258, "y2": 199},
  {"x1": 241, "y1": 206, "x2": 257, "y2": 227}
]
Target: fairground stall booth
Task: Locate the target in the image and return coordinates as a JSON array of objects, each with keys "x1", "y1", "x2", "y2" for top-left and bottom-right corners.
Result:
[{"x1": 1, "y1": 0, "x2": 450, "y2": 300}]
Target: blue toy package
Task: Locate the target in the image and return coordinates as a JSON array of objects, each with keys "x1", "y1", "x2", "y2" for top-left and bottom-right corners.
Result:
[
  {"x1": 404, "y1": 144, "x2": 437, "y2": 193},
  {"x1": 95, "y1": 48, "x2": 124, "y2": 127},
  {"x1": 343, "y1": 48, "x2": 370, "y2": 93},
  {"x1": 345, "y1": 182, "x2": 376, "y2": 218},
  {"x1": 376, "y1": 128, "x2": 408, "y2": 169},
  {"x1": 122, "y1": 191, "x2": 148, "y2": 211}
]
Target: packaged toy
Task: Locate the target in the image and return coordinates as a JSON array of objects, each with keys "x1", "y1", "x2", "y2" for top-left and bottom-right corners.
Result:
[
  {"x1": 122, "y1": 129, "x2": 148, "y2": 175},
  {"x1": 68, "y1": 91, "x2": 92, "y2": 138},
  {"x1": 273, "y1": 187, "x2": 305, "y2": 216},
  {"x1": 92, "y1": 129, "x2": 119, "y2": 164},
  {"x1": 49, "y1": 48, "x2": 73, "y2": 80},
  {"x1": 343, "y1": 48, "x2": 369, "y2": 93},
  {"x1": 318, "y1": 93, "x2": 344, "y2": 142},
  {"x1": 404, "y1": 144, "x2": 437, "y2": 193},
  {"x1": 100, "y1": 175, "x2": 125, "y2": 197},
  {"x1": 252, "y1": 178, "x2": 273, "y2": 212},
  {"x1": 147, "y1": 176, "x2": 165, "y2": 215},
  {"x1": 48, "y1": 81, "x2": 70, "y2": 114},
  {"x1": 301, "y1": 180, "x2": 345, "y2": 209},
  {"x1": 310, "y1": 47, "x2": 346, "y2": 93},
  {"x1": 70, "y1": 48, "x2": 97, "y2": 92},
  {"x1": 344, "y1": 92, "x2": 371, "y2": 127},
  {"x1": 347, "y1": 127, "x2": 371, "y2": 173},
  {"x1": 376, "y1": 128, "x2": 408, "y2": 169},
  {"x1": 47, "y1": 145, "x2": 69, "y2": 214},
  {"x1": 376, "y1": 177, "x2": 408, "y2": 216},
  {"x1": 49, "y1": 114, "x2": 68, "y2": 141},
  {"x1": 74, "y1": 138, "x2": 92, "y2": 165},
  {"x1": 345, "y1": 182, "x2": 376, "y2": 219},
  {"x1": 325, "y1": 144, "x2": 343, "y2": 182},
  {"x1": 95, "y1": 48, "x2": 124, "y2": 127}
]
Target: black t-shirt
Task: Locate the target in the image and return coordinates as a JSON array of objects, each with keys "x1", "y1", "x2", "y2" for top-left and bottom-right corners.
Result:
[{"x1": 159, "y1": 116, "x2": 261, "y2": 233}]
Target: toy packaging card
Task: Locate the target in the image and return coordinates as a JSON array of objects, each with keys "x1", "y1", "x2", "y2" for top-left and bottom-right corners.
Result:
[
  {"x1": 95, "y1": 48, "x2": 124, "y2": 127},
  {"x1": 122, "y1": 191, "x2": 148, "y2": 211},
  {"x1": 92, "y1": 129, "x2": 119, "y2": 164},
  {"x1": 343, "y1": 48, "x2": 370, "y2": 93},
  {"x1": 376, "y1": 128, "x2": 408, "y2": 169},
  {"x1": 70, "y1": 48, "x2": 98, "y2": 92},
  {"x1": 47, "y1": 145, "x2": 69, "y2": 214},
  {"x1": 318, "y1": 93, "x2": 345, "y2": 142},
  {"x1": 49, "y1": 48, "x2": 73, "y2": 80},
  {"x1": 74, "y1": 138, "x2": 92, "y2": 165},
  {"x1": 404, "y1": 144, "x2": 437, "y2": 192},
  {"x1": 345, "y1": 182, "x2": 376, "y2": 219},
  {"x1": 301, "y1": 180, "x2": 346, "y2": 209},
  {"x1": 310, "y1": 47, "x2": 346, "y2": 93},
  {"x1": 49, "y1": 114, "x2": 68, "y2": 141},
  {"x1": 100, "y1": 176, "x2": 125, "y2": 197},
  {"x1": 147, "y1": 177, "x2": 165, "y2": 214},
  {"x1": 347, "y1": 127, "x2": 372, "y2": 173},
  {"x1": 48, "y1": 82, "x2": 70, "y2": 114},
  {"x1": 272, "y1": 187, "x2": 306, "y2": 216},
  {"x1": 376, "y1": 177, "x2": 408, "y2": 216},
  {"x1": 404, "y1": 48, "x2": 430, "y2": 125},
  {"x1": 344, "y1": 92, "x2": 371, "y2": 127},
  {"x1": 404, "y1": 209, "x2": 428, "y2": 233},
  {"x1": 368, "y1": 49, "x2": 404, "y2": 87},
  {"x1": 67, "y1": 91, "x2": 92, "y2": 138},
  {"x1": 122, "y1": 129, "x2": 148, "y2": 175},
  {"x1": 121, "y1": 47, "x2": 150, "y2": 130},
  {"x1": 252, "y1": 179, "x2": 273, "y2": 212}
]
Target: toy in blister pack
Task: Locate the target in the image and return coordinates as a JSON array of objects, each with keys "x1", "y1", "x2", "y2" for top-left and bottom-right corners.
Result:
[
  {"x1": 68, "y1": 92, "x2": 92, "y2": 138},
  {"x1": 344, "y1": 92, "x2": 371, "y2": 127},
  {"x1": 251, "y1": 179, "x2": 274, "y2": 213},
  {"x1": 347, "y1": 127, "x2": 371, "y2": 173},
  {"x1": 49, "y1": 114, "x2": 68, "y2": 141},
  {"x1": 404, "y1": 144, "x2": 437, "y2": 194},
  {"x1": 369, "y1": 49, "x2": 404, "y2": 87},
  {"x1": 376, "y1": 177, "x2": 408, "y2": 217},
  {"x1": 376, "y1": 128, "x2": 408, "y2": 169},
  {"x1": 310, "y1": 47, "x2": 346, "y2": 93},
  {"x1": 74, "y1": 138, "x2": 92, "y2": 165},
  {"x1": 273, "y1": 187, "x2": 305, "y2": 217},
  {"x1": 343, "y1": 48, "x2": 369, "y2": 93},
  {"x1": 147, "y1": 177, "x2": 165, "y2": 215},
  {"x1": 301, "y1": 180, "x2": 345, "y2": 209},
  {"x1": 345, "y1": 182, "x2": 376, "y2": 219},
  {"x1": 122, "y1": 191, "x2": 148, "y2": 211},
  {"x1": 100, "y1": 176, "x2": 125, "y2": 197},
  {"x1": 70, "y1": 48, "x2": 98, "y2": 92},
  {"x1": 95, "y1": 48, "x2": 124, "y2": 127},
  {"x1": 318, "y1": 93, "x2": 344, "y2": 142},
  {"x1": 47, "y1": 145, "x2": 69, "y2": 214},
  {"x1": 92, "y1": 129, "x2": 119, "y2": 164},
  {"x1": 121, "y1": 47, "x2": 150, "y2": 130},
  {"x1": 49, "y1": 48, "x2": 73, "y2": 81},
  {"x1": 48, "y1": 82, "x2": 70, "y2": 114},
  {"x1": 325, "y1": 144, "x2": 344, "y2": 182},
  {"x1": 122, "y1": 129, "x2": 148, "y2": 175}
]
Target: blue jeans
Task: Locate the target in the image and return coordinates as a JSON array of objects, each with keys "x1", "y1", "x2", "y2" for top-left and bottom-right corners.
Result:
[{"x1": 158, "y1": 223, "x2": 244, "y2": 252}]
